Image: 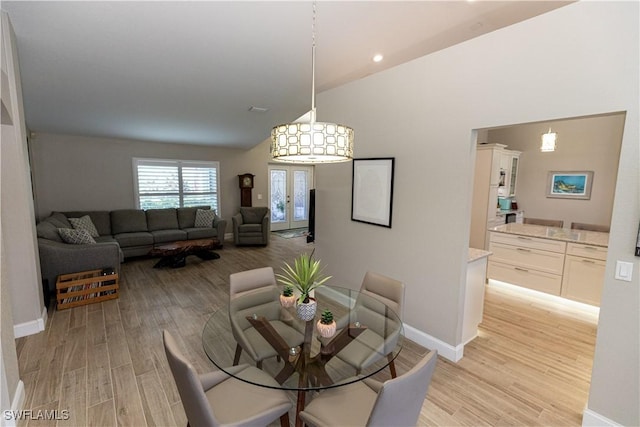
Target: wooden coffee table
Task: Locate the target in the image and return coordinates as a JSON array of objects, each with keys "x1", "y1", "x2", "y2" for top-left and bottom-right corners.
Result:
[{"x1": 149, "y1": 238, "x2": 221, "y2": 268}]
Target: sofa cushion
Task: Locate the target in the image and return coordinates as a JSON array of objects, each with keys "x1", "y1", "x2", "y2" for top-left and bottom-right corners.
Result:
[
  {"x1": 68, "y1": 215, "x2": 100, "y2": 238},
  {"x1": 95, "y1": 235, "x2": 117, "y2": 244},
  {"x1": 111, "y1": 210, "x2": 148, "y2": 234},
  {"x1": 195, "y1": 209, "x2": 217, "y2": 227},
  {"x1": 114, "y1": 232, "x2": 154, "y2": 248},
  {"x1": 146, "y1": 208, "x2": 179, "y2": 231},
  {"x1": 63, "y1": 211, "x2": 111, "y2": 236},
  {"x1": 151, "y1": 229, "x2": 188, "y2": 244},
  {"x1": 184, "y1": 227, "x2": 218, "y2": 240},
  {"x1": 240, "y1": 207, "x2": 268, "y2": 224},
  {"x1": 238, "y1": 224, "x2": 263, "y2": 233},
  {"x1": 177, "y1": 205, "x2": 210, "y2": 229},
  {"x1": 48, "y1": 212, "x2": 73, "y2": 229},
  {"x1": 58, "y1": 228, "x2": 96, "y2": 245},
  {"x1": 36, "y1": 221, "x2": 64, "y2": 242}
]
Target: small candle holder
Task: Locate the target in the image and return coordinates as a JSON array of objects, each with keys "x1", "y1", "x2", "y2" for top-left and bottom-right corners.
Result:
[
  {"x1": 354, "y1": 321, "x2": 361, "y2": 328},
  {"x1": 252, "y1": 313, "x2": 258, "y2": 320}
]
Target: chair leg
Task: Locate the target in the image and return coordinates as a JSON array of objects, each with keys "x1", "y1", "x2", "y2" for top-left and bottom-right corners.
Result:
[
  {"x1": 233, "y1": 344, "x2": 242, "y2": 366},
  {"x1": 279, "y1": 413, "x2": 289, "y2": 427},
  {"x1": 387, "y1": 353, "x2": 397, "y2": 378}
]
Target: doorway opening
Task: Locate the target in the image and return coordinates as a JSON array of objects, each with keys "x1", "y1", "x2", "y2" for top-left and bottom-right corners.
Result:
[{"x1": 268, "y1": 165, "x2": 314, "y2": 232}]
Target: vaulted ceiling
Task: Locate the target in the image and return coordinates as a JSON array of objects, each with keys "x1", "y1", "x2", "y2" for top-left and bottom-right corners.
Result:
[{"x1": 2, "y1": 1, "x2": 571, "y2": 148}]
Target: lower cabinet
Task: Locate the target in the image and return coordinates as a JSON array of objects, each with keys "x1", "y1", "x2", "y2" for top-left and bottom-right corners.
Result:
[
  {"x1": 561, "y1": 243, "x2": 607, "y2": 306},
  {"x1": 488, "y1": 233, "x2": 607, "y2": 306}
]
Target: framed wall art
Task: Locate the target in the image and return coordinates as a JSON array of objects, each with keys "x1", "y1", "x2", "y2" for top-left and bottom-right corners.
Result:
[
  {"x1": 351, "y1": 158, "x2": 395, "y2": 228},
  {"x1": 546, "y1": 171, "x2": 594, "y2": 199}
]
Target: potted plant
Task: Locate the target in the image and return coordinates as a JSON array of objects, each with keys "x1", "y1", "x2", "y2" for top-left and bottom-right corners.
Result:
[
  {"x1": 279, "y1": 285, "x2": 296, "y2": 308},
  {"x1": 276, "y1": 250, "x2": 331, "y2": 321},
  {"x1": 316, "y1": 309, "x2": 337, "y2": 338}
]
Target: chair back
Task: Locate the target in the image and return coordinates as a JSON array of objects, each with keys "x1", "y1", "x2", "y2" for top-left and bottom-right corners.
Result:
[
  {"x1": 230, "y1": 266, "x2": 277, "y2": 300},
  {"x1": 367, "y1": 350, "x2": 438, "y2": 427},
  {"x1": 359, "y1": 271, "x2": 404, "y2": 318},
  {"x1": 523, "y1": 218, "x2": 564, "y2": 228},
  {"x1": 240, "y1": 207, "x2": 269, "y2": 224},
  {"x1": 570, "y1": 222, "x2": 610, "y2": 232},
  {"x1": 163, "y1": 330, "x2": 218, "y2": 427}
]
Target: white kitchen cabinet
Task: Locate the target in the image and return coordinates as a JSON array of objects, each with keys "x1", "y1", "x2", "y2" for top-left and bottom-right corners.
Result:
[
  {"x1": 488, "y1": 232, "x2": 566, "y2": 295},
  {"x1": 561, "y1": 243, "x2": 607, "y2": 305},
  {"x1": 497, "y1": 150, "x2": 521, "y2": 198}
]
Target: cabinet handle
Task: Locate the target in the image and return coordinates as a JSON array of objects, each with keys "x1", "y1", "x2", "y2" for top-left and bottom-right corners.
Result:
[
  {"x1": 517, "y1": 236, "x2": 532, "y2": 240},
  {"x1": 582, "y1": 259, "x2": 596, "y2": 264},
  {"x1": 516, "y1": 248, "x2": 531, "y2": 252},
  {"x1": 514, "y1": 267, "x2": 529, "y2": 272},
  {"x1": 581, "y1": 246, "x2": 597, "y2": 250}
]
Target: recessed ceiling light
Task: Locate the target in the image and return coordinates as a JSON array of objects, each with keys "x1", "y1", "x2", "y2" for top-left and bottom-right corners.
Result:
[{"x1": 372, "y1": 54, "x2": 384, "y2": 63}]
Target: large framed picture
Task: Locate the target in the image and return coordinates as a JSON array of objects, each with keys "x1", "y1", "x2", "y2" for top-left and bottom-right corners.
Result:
[
  {"x1": 546, "y1": 171, "x2": 594, "y2": 199},
  {"x1": 351, "y1": 158, "x2": 395, "y2": 228}
]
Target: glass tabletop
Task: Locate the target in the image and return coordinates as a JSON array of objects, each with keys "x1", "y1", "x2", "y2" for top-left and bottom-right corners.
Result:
[{"x1": 202, "y1": 285, "x2": 404, "y2": 392}]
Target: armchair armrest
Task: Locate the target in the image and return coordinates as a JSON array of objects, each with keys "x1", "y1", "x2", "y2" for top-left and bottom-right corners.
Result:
[
  {"x1": 261, "y1": 210, "x2": 270, "y2": 245},
  {"x1": 213, "y1": 218, "x2": 227, "y2": 244}
]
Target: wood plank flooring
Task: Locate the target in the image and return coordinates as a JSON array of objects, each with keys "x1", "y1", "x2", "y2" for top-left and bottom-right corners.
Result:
[{"x1": 15, "y1": 235, "x2": 597, "y2": 426}]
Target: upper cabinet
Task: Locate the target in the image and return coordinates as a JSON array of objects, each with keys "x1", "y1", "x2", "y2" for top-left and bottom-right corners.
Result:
[{"x1": 497, "y1": 150, "x2": 521, "y2": 197}]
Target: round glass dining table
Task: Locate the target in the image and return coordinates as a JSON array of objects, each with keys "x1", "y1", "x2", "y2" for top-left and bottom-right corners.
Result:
[{"x1": 202, "y1": 285, "x2": 404, "y2": 427}]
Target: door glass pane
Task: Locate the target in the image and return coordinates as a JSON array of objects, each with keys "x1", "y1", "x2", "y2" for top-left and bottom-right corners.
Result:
[
  {"x1": 293, "y1": 170, "x2": 308, "y2": 222},
  {"x1": 270, "y1": 169, "x2": 287, "y2": 223}
]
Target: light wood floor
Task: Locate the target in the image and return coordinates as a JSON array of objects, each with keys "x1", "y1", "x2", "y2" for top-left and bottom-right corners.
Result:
[{"x1": 15, "y1": 235, "x2": 597, "y2": 426}]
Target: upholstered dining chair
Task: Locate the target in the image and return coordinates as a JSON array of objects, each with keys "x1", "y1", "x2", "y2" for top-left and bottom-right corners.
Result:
[
  {"x1": 229, "y1": 267, "x2": 304, "y2": 368},
  {"x1": 523, "y1": 217, "x2": 564, "y2": 228},
  {"x1": 336, "y1": 271, "x2": 405, "y2": 378},
  {"x1": 300, "y1": 349, "x2": 438, "y2": 427},
  {"x1": 571, "y1": 222, "x2": 610, "y2": 232},
  {"x1": 162, "y1": 330, "x2": 292, "y2": 427}
]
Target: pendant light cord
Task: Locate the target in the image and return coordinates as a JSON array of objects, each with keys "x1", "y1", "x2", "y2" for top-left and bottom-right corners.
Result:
[{"x1": 310, "y1": 0, "x2": 317, "y2": 122}]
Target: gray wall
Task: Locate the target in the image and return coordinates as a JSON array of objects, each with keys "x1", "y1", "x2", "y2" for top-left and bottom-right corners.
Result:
[
  {"x1": 487, "y1": 113, "x2": 624, "y2": 228},
  {"x1": 313, "y1": 2, "x2": 638, "y2": 425},
  {"x1": 30, "y1": 133, "x2": 272, "y2": 228}
]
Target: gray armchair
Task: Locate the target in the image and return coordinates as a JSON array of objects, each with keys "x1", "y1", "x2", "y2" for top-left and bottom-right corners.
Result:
[{"x1": 232, "y1": 207, "x2": 270, "y2": 246}]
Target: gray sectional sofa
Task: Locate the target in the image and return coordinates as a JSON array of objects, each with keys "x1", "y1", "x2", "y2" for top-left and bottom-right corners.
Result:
[{"x1": 36, "y1": 206, "x2": 226, "y2": 292}]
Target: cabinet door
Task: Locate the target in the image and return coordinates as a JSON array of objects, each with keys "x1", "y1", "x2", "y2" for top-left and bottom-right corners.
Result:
[
  {"x1": 561, "y1": 255, "x2": 605, "y2": 306},
  {"x1": 508, "y1": 156, "x2": 518, "y2": 197}
]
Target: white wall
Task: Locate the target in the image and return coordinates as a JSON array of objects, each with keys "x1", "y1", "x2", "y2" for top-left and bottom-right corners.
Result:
[
  {"x1": 30, "y1": 133, "x2": 272, "y2": 226},
  {"x1": 313, "y1": 2, "x2": 638, "y2": 425},
  {"x1": 487, "y1": 113, "x2": 624, "y2": 228}
]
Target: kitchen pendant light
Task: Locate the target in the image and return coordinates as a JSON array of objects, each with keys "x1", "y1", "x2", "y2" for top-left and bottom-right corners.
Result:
[
  {"x1": 541, "y1": 128, "x2": 557, "y2": 152},
  {"x1": 271, "y1": 1, "x2": 354, "y2": 163}
]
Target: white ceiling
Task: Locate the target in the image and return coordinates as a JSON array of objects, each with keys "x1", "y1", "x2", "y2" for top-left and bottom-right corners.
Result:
[{"x1": 2, "y1": 1, "x2": 571, "y2": 149}]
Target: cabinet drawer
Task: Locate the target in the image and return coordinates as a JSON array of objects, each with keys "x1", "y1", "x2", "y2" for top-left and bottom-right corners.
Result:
[
  {"x1": 490, "y1": 232, "x2": 566, "y2": 253},
  {"x1": 566, "y1": 243, "x2": 607, "y2": 261},
  {"x1": 488, "y1": 260, "x2": 562, "y2": 295},
  {"x1": 561, "y1": 255, "x2": 606, "y2": 306},
  {"x1": 489, "y1": 242, "x2": 565, "y2": 275}
]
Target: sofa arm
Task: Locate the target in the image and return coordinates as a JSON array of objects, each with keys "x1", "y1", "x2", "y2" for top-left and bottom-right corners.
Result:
[
  {"x1": 232, "y1": 213, "x2": 243, "y2": 245},
  {"x1": 38, "y1": 238, "x2": 121, "y2": 293},
  {"x1": 261, "y1": 211, "x2": 270, "y2": 245},
  {"x1": 213, "y1": 218, "x2": 227, "y2": 245}
]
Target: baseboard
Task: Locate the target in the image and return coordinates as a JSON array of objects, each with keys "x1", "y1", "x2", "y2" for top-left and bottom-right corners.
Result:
[
  {"x1": 13, "y1": 305, "x2": 47, "y2": 338},
  {"x1": 582, "y1": 407, "x2": 622, "y2": 426},
  {"x1": 4, "y1": 380, "x2": 25, "y2": 427},
  {"x1": 403, "y1": 323, "x2": 464, "y2": 362}
]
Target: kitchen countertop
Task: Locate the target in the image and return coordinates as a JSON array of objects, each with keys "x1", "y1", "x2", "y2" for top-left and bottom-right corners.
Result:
[
  {"x1": 468, "y1": 248, "x2": 492, "y2": 263},
  {"x1": 489, "y1": 223, "x2": 609, "y2": 247}
]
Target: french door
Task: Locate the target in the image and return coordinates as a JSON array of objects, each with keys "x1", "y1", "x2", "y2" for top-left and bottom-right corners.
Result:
[{"x1": 268, "y1": 165, "x2": 314, "y2": 231}]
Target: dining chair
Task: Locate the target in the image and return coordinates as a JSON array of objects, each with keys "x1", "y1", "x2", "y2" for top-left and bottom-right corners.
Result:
[
  {"x1": 336, "y1": 271, "x2": 405, "y2": 378},
  {"x1": 300, "y1": 349, "x2": 438, "y2": 427},
  {"x1": 571, "y1": 222, "x2": 610, "y2": 232},
  {"x1": 162, "y1": 330, "x2": 292, "y2": 427},
  {"x1": 523, "y1": 217, "x2": 564, "y2": 228},
  {"x1": 229, "y1": 266, "x2": 304, "y2": 368}
]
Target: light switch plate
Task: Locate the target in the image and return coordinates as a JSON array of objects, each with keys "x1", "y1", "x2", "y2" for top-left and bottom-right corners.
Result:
[{"x1": 614, "y1": 261, "x2": 633, "y2": 282}]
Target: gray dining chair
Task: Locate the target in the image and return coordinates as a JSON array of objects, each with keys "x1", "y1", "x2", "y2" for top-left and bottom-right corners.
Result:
[
  {"x1": 523, "y1": 217, "x2": 564, "y2": 228},
  {"x1": 571, "y1": 222, "x2": 610, "y2": 232},
  {"x1": 162, "y1": 330, "x2": 292, "y2": 427},
  {"x1": 336, "y1": 271, "x2": 405, "y2": 378},
  {"x1": 300, "y1": 349, "x2": 438, "y2": 427},
  {"x1": 229, "y1": 266, "x2": 304, "y2": 368}
]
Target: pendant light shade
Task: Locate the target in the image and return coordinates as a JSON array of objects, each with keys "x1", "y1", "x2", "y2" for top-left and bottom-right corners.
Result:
[
  {"x1": 541, "y1": 128, "x2": 557, "y2": 152},
  {"x1": 271, "y1": 2, "x2": 354, "y2": 163}
]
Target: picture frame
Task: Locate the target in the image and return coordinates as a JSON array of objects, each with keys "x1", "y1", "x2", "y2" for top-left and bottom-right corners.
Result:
[
  {"x1": 351, "y1": 158, "x2": 395, "y2": 228},
  {"x1": 546, "y1": 171, "x2": 594, "y2": 199}
]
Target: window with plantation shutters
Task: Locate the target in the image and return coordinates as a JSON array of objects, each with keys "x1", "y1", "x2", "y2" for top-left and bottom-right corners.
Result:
[{"x1": 133, "y1": 158, "x2": 220, "y2": 211}]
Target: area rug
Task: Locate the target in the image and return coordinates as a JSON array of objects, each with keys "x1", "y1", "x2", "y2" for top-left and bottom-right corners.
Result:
[{"x1": 272, "y1": 228, "x2": 308, "y2": 239}]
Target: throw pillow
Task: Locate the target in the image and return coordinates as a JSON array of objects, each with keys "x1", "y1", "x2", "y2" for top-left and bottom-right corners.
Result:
[
  {"x1": 194, "y1": 209, "x2": 216, "y2": 228},
  {"x1": 68, "y1": 215, "x2": 99, "y2": 238},
  {"x1": 58, "y1": 228, "x2": 96, "y2": 245}
]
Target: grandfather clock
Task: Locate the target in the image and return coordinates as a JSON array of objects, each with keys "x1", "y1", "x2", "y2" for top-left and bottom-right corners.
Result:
[{"x1": 238, "y1": 173, "x2": 254, "y2": 207}]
